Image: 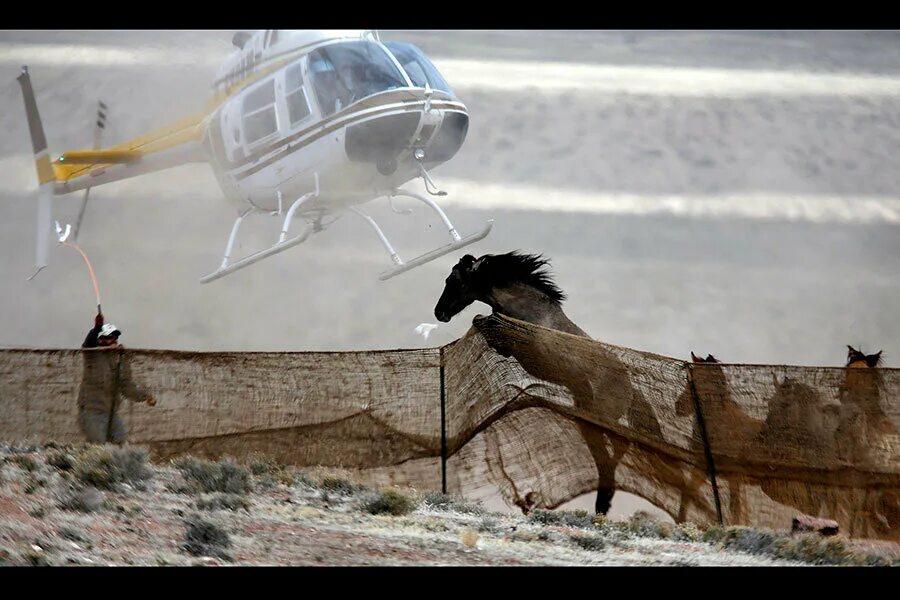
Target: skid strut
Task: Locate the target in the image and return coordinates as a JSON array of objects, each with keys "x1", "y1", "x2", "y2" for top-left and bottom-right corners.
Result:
[
  {"x1": 357, "y1": 188, "x2": 493, "y2": 281},
  {"x1": 200, "y1": 175, "x2": 320, "y2": 284}
]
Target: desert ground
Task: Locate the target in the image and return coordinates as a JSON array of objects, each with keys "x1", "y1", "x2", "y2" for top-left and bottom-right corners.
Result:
[
  {"x1": 0, "y1": 30, "x2": 898, "y2": 523},
  {"x1": 3, "y1": 444, "x2": 898, "y2": 566}
]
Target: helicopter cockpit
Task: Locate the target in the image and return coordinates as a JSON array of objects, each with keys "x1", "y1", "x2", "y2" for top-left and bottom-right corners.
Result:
[
  {"x1": 308, "y1": 39, "x2": 457, "y2": 117},
  {"x1": 309, "y1": 41, "x2": 408, "y2": 116},
  {"x1": 382, "y1": 41, "x2": 454, "y2": 96}
]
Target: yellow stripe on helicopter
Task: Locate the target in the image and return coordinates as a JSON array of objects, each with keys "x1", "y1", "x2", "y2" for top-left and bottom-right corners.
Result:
[
  {"x1": 51, "y1": 111, "x2": 208, "y2": 182},
  {"x1": 57, "y1": 150, "x2": 142, "y2": 164},
  {"x1": 50, "y1": 54, "x2": 299, "y2": 184}
]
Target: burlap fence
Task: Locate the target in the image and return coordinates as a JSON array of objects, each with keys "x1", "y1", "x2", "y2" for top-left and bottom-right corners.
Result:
[{"x1": 1, "y1": 314, "x2": 898, "y2": 540}]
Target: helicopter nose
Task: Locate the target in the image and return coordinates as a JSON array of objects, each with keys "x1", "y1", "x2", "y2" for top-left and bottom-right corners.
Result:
[{"x1": 345, "y1": 113, "x2": 420, "y2": 164}]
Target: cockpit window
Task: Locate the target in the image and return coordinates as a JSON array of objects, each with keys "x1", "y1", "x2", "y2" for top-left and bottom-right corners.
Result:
[
  {"x1": 308, "y1": 41, "x2": 408, "y2": 117},
  {"x1": 383, "y1": 41, "x2": 453, "y2": 96}
]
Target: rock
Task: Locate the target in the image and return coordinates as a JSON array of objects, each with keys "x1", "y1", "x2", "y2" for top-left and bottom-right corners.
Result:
[{"x1": 791, "y1": 515, "x2": 839, "y2": 536}]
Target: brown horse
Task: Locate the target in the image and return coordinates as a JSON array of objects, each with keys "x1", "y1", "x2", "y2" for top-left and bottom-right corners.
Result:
[{"x1": 435, "y1": 251, "x2": 621, "y2": 514}]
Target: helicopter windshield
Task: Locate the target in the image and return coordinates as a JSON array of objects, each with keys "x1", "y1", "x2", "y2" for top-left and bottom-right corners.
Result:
[
  {"x1": 383, "y1": 41, "x2": 454, "y2": 96},
  {"x1": 309, "y1": 41, "x2": 408, "y2": 117}
]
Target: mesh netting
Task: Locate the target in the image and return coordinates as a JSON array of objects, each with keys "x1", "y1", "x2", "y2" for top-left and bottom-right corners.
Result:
[{"x1": 1, "y1": 314, "x2": 898, "y2": 539}]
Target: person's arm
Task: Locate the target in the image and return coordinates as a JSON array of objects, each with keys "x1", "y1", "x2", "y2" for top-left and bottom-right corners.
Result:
[
  {"x1": 117, "y1": 349, "x2": 156, "y2": 406},
  {"x1": 82, "y1": 312, "x2": 103, "y2": 348}
]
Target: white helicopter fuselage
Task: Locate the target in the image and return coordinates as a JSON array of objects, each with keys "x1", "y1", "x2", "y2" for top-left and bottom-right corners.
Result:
[
  {"x1": 17, "y1": 29, "x2": 488, "y2": 283},
  {"x1": 202, "y1": 30, "x2": 469, "y2": 219}
]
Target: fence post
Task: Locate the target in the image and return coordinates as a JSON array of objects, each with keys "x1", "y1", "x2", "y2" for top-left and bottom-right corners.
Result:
[
  {"x1": 439, "y1": 346, "x2": 447, "y2": 495},
  {"x1": 687, "y1": 365, "x2": 724, "y2": 525}
]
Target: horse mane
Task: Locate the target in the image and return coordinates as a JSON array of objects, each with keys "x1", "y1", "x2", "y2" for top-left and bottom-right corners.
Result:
[{"x1": 480, "y1": 251, "x2": 566, "y2": 303}]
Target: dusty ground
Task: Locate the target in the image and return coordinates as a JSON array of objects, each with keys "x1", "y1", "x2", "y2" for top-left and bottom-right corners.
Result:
[{"x1": 1, "y1": 444, "x2": 897, "y2": 567}]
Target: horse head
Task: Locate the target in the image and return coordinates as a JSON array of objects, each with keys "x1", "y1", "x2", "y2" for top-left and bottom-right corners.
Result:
[{"x1": 434, "y1": 254, "x2": 485, "y2": 322}]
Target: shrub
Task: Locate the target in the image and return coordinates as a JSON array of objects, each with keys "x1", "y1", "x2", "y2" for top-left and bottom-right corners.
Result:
[
  {"x1": 775, "y1": 533, "x2": 851, "y2": 566},
  {"x1": 717, "y1": 526, "x2": 780, "y2": 556},
  {"x1": 57, "y1": 486, "x2": 104, "y2": 513},
  {"x1": 9, "y1": 454, "x2": 40, "y2": 473},
  {"x1": 673, "y1": 522, "x2": 704, "y2": 542},
  {"x1": 173, "y1": 456, "x2": 252, "y2": 495},
  {"x1": 570, "y1": 532, "x2": 607, "y2": 552},
  {"x1": 477, "y1": 516, "x2": 503, "y2": 535},
  {"x1": 57, "y1": 526, "x2": 88, "y2": 543},
  {"x1": 293, "y1": 471, "x2": 317, "y2": 489},
  {"x1": 248, "y1": 456, "x2": 280, "y2": 477},
  {"x1": 73, "y1": 446, "x2": 153, "y2": 490},
  {"x1": 197, "y1": 493, "x2": 251, "y2": 512},
  {"x1": 46, "y1": 450, "x2": 75, "y2": 472},
  {"x1": 527, "y1": 509, "x2": 595, "y2": 529},
  {"x1": 625, "y1": 511, "x2": 674, "y2": 539},
  {"x1": 362, "y1": 489, "x2": 418, "y2": 516},
  {"x1": 320, "y1": 476, "x2": 363, "y2": 496},
  {"x1": 699, "y1": 525, "x2": 893, "y2": 566},
  {"x1": 422, "y1": 491, "x2": 486, "y2": 515},
  {"x1": 183, "y1": 516, "x2": 232, "y2": 560}
]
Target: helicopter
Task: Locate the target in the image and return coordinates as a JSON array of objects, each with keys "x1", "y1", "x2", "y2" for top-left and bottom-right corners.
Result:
[{"x1": 16, "y1": 29, "x2": 493, "y2": 284}]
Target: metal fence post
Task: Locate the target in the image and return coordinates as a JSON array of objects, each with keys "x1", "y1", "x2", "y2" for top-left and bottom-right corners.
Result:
[
  {"x1": 439, "y1": 346, "x2": 447, "y2": 494},
  {"x1": 687, "y1": 365, "x2": 724, "y2": 525}
]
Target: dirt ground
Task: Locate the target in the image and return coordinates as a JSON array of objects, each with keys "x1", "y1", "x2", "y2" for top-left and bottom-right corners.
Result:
[{"x1": 1, "y1": 444, "x2": 897, "y2": 567}]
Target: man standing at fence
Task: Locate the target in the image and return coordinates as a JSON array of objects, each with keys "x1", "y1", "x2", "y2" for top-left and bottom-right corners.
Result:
[{"x1": 78, "y1": 309, "x2": 155, "y2": 443}]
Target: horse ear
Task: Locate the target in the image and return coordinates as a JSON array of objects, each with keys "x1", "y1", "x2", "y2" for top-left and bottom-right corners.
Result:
[
  {"x1": 456, "y1": 254, "x2": 476, "y2": 271},
  {"x1": 471, "y1": 256, "x2": 488, "y2": 273},
  {"x1": 691, "y1": 351, "x2": 700, "y2": 363},
  {"x1": 868, "y1": 350, "x2": 883, "y2": 367}
]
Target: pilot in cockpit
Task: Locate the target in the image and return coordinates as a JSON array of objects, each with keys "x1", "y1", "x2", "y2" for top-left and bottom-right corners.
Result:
[
  {"x1": 314, "y1": 66, "x2": 355, "y2": 114},
  {"x1": 335, "y1": 64, "x2": 360, "y2": 107}
]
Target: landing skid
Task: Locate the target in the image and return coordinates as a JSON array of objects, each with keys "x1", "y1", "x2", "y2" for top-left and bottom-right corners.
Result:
[
  {"x1": 371, "y1": 188, "x2": 492, "y2": 280},
  {"x1": 199, "y1": 175, "x2": 492, "y2": 284},
  {"x1": 200, "y1": 176, "x2": 320, "y2": 284},
  {"x1": 377, "y1": 220, "x2": 493, "y2": 281}
]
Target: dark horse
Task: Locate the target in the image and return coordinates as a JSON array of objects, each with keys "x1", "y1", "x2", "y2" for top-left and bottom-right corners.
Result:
[{"x1": 434, "y1": 251, "x2": 618, "y2": 514}]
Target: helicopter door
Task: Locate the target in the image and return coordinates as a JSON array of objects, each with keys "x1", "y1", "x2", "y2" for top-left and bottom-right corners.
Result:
[{"x1": 220, "y1": 101, "x2": 245, "y2": 163}]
